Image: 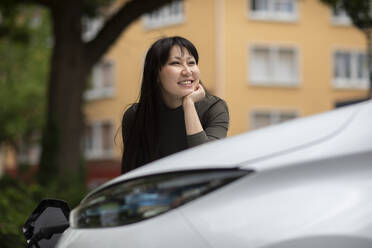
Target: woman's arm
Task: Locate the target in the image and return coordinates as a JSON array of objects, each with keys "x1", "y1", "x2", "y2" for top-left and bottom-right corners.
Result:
[
  {"x1": 183, "y1": 98, "x2": 204, "y2": 135},
  {"x1": 183, "y1": 85, "x2": 229, "y2": 148},
  {"x1": 183, "y1": 85, "x2": 205, "y2": 135}
]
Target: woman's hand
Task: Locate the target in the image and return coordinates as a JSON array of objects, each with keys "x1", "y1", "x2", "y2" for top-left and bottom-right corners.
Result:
[
  {"x1": 183, "y1": 84, "x2": 206, "y2": 106},
  {"x1": 182, "y1": 84, "x2": 205, "y2": 135}
]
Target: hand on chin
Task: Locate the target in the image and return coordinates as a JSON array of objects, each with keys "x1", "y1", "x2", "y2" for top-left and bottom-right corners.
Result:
[{"x1": 183, "y1": 84, "x2": 205, "y2": 104}]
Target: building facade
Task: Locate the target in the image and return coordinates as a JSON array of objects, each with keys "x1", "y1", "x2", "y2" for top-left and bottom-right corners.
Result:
[{"x1": 83, "y1": 0, "x2": 369, "y2": 187}]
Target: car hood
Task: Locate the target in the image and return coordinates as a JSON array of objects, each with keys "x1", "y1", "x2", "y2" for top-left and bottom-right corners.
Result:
[{"x1": 85, "y1": 100, "x2": 372, "y2": 200}]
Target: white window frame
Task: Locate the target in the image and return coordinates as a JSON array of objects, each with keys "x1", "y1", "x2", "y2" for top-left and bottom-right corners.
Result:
[
  {"x1": 248, "y1": 44, "x2": 301, "y2": 87},
  {"x1": 331, "y1": 4, "x2": 351, "y2": 26},
  {"x1": 17, "y1": 132, "x2": 41, "y2": 165},
  {"x1": 82, "y1": 17, "x2": 104, "y2": 42},
  {"x1": 332, "y1": 49, "x2": 369, "y2": 90},
  {"x1": 248, "y1": 0, "x2": 298, "y2": 22},
  {"x1": 142, "y1": 0, "x2": 184, "y2": 29},
  {"x1": 84, "y1": 121, "x2": 115, "y2": 160},
  {"x1": 331, "y1": 1, "x2": 372, "y2": 26},
  {"x1": 84, "y1": 60, "x2": 115, "y2": 101},
  {"x1": 250, "y1": 109, "x2": 299, "y2": 130}
]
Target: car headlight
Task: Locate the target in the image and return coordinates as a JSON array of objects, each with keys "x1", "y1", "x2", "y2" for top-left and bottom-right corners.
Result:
[{"x1": 70, "y1": 168, "x2": 252, "y2": 228}]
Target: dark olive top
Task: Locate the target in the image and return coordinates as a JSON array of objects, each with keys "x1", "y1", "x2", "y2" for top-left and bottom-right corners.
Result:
[{"x1": 122, "y1": 94, "x2": 229, "y2": 171}]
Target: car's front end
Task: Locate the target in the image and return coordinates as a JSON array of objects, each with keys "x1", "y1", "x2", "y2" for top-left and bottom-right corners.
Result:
[{"x1": 57, "y1": 100, "x2": 372, "y2": 248}]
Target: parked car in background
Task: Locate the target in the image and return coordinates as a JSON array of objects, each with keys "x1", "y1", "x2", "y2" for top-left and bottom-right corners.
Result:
[{"x1": 25, "y1": 100, "x2": 372, "y2": 248}]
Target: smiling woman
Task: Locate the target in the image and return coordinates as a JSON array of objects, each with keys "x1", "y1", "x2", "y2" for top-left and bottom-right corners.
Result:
[
  {"x1": 158, "y1": 45, "x2": 201, "y2": 108},
  {"x1": 121, "y1": 36, "x2": 229, "y2": 174}
]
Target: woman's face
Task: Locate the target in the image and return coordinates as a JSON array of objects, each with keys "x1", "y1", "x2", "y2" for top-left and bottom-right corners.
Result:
[{"x1": 158, "y1": 45, "x2": 200, "y2": 106}]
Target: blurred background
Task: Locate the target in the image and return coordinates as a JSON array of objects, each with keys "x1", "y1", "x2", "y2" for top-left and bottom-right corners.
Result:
[{"x1": 0, "y1": 0, "x2": 370, "y2": 246}]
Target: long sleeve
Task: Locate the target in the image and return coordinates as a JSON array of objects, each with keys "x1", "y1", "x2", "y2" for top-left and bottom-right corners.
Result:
[{"x1": 187, "y1": 97, "x2": 229, "y2": 147}]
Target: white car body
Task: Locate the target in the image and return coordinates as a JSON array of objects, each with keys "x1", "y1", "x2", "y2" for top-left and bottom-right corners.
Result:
[{"x1": 57, "y1": 100, "x2": 372, "y2": 248}]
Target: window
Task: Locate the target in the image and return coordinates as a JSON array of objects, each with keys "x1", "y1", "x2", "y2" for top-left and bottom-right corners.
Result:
[
  {"x1": 84, "y1": 60, "x2": 115, "y2": 100},
  {"x1": 251, "y1": 110, "x2": 298, "y2": 130},
  {"x1": 143, "y1": 0, "x2": 184, "y2": 29},
  {"x1": 84, "y1": 122, "x2": 115, "y2": 160},
  {"x1": 332, "y1": 1, "x2": 372, "y2": 25},
  {"x1": 331, "y1": 4, "x2": 351, "y2": 25},
  {"x1": 17, "y1": 132, "x2": 41, "y2": 166},
  {"x1": 249, "y1": 0, "x2": 298, "y2": 21},
  {"x1": 82, "y1": 17, "x2": 104, "y2": 42},
  {"x1": 333, "y1": 50, "x2": 368, "y2": 89},
  {"x1": 249, "y1": 45, "x2": 300, "y2": 86}
]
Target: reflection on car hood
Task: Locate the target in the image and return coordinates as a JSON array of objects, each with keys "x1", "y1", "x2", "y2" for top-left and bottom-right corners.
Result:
[{"x1": 87, "y1": 100, "x2": 372, "y2": 199}]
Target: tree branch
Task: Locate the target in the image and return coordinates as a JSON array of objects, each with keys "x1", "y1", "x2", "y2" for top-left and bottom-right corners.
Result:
[
  {"x1": 84, "y1": 0, "x2": 176, "y2": 67},
  {"x1": 33, "y1": 0, "x2": 53, "y2": 7},
  {"x1": 18, "y1": 0, "x2": 55, "y2": 8}
]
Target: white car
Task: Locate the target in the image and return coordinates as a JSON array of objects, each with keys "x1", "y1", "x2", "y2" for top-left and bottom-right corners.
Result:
[{"x1": 25, "y1": 100, "x2": 372, "y2": 248}]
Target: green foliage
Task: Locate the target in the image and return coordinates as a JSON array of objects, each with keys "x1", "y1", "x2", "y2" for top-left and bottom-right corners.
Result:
[
  {"x1": 321, "y1": 0, "x2": 372, "y2": 97},
  {"x1": 0, "y1": 174, "x2": 88, "y2": 248},
  {"x1": 320, "y1": 0, "x2": 372, "y2": 30},
  {"x1": 0, "y1": 7, "x2": 50, "y2": 145},
  {"x1": 0, "y1": 0, "x2": 34, "y2": 42}
]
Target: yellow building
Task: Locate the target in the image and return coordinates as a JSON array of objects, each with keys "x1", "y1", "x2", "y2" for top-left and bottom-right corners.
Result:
[{"x1": 83, "y1": 0, "x2": 369, "y2": 187}]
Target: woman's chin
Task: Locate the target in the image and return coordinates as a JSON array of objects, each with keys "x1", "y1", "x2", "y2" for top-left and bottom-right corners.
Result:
[{"x1": 180, "y1": 89, "x2": 195, "y2": 97}]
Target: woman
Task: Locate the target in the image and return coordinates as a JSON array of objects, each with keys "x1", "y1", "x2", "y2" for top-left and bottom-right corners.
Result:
[{"x1": 121, "y1": 36, "x2": 229, "y2": 174}]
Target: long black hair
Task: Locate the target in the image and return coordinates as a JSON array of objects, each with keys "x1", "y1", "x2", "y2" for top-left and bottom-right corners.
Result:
[{"x1": 121, "y1": 36, "x2": 200, "y2": 173}]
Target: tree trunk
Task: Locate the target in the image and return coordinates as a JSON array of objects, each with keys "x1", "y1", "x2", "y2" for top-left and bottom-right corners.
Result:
[
  {"x1": 39, "y1": 1, "x2": 88, "y2": 183},
  {"x1": 36, "y1": 0, "x2": 178, "y2": 184}
]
